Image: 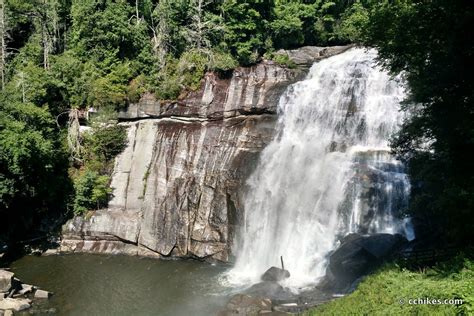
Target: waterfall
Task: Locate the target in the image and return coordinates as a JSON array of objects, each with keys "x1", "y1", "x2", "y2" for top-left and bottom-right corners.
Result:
[{"x1": 227, "y1": 48, "x2": 412, "y2": 288}]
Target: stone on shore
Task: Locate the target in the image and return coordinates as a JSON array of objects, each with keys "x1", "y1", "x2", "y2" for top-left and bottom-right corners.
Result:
[
  {"x1": 43, "y1": 249, "x2": 59, "y2": 256},
  {"x1": 4, "y1": 310, "x2": 14, "y2": 316},
  {"x1": 0, "y1": 270, "x2": 14, "y2": 293},
  {"x1": 19, "y1": 284, "x2": 34, "y2": 295},
  {"x1": 34, "y1": 289, "x2": 51, "y2": 299},
  {"x1": 0, "y1": 297, "x2": 31, "y2": 311}
]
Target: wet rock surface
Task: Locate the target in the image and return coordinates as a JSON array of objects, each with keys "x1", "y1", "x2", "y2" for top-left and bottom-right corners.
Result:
[
  {"x1": 61, "y1": 45, "x2": 351, "y2": 261},
  {"x1": 320, "y1": 233, "x2": 408, "y2": 292},
  {"x1": 261, "y1": 267, "x2": 291, "y2": 282},
  {"x1": 245, "y1": 281, "x2": 294, "y2": 301},
  {"x1": 217, "y1": 294, "x2": 273, "y2": 315}
]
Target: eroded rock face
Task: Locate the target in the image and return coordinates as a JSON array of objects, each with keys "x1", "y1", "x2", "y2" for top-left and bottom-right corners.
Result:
[{"x1": 61, "y1": 46, "x2": 351, "y2": 261}]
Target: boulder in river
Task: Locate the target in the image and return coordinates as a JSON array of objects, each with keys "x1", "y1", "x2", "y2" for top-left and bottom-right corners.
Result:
[
  {"x1": 261, "y1": 267, "x2": 290, "y2": 282},
  {"x1": 321, "y1": 233, "x2": 407, "y2": 292}
]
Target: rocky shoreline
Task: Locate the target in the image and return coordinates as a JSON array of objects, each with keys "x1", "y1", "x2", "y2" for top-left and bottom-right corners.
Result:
[
  {"x1": 218, "y1": 232, "x2": 408, "y2": 315},
  {"x1": 0, "y1": 269, "x2": 52, "y2": 315}
]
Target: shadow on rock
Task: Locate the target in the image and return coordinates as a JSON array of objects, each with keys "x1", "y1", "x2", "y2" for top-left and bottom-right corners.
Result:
[{"x1": 319, "y1": 233, "x2": 408, "y2": 293}]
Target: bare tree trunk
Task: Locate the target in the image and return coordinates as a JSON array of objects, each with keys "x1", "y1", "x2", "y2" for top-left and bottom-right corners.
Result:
[
  {"x1": 15, "y1": 71, "x2": 27, "y2": 102},
  {"x1": 0, "y1": 0, "x2": 6, "y2": 90},
  {"x1": 68, "y1": 109, "x2": 82, "y2": 160},
  {"x1": 135, "y1": 0, "x2": 140, "y2": 25},
  {"x1": 43, "y1": 27, "x2": 50, "y2": 70},
  {"x1": 151, "y1": 2, "x2": 170, "y2": 70},
  {"x1": 196, "y1": 0, "x2": 202, "y2": 49}
]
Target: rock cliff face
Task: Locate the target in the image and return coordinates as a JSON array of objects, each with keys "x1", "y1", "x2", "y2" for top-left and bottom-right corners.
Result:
[{"x1": 61, "y1": 46, "x2": 351, "y2": 261}]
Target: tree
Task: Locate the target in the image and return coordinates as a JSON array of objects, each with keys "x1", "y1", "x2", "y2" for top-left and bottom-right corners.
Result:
[
  {"x1": 221, "y1": 0, "x2": 272, "y2": 65},
  {"x1": 365, "y1": 0, "x2": 474, "y2": 244},
  {"x1": 0, "y1": 100, "x2": 70, "y2": 239}
]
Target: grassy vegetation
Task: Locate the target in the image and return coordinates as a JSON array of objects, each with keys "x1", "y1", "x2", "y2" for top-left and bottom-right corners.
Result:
[{"x1": 305, "y1": 256, "x2": 473, "y2": 316}]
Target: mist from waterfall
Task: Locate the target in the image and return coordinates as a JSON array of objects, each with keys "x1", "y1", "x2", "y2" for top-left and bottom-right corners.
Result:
[{"x1": 226, "y1": 48, "x2": 412, "y2": 288}]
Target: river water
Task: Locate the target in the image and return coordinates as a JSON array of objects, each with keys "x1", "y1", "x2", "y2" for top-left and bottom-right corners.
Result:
[{"x1": 10, "y1": 254, "x2": 231, "y2": 316}]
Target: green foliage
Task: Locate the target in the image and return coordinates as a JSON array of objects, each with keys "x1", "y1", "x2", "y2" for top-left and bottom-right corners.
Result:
[
  {"x1": 266, "y1": 52, "x2": 296, "y2": 69},
  {"x1": 178, "y1": 49, "x2": 208, "y2": 91},
  {"x1": 208, "y1": 50, "x2": 238, "y2": 72},
  {"x1": 73, "y1": 170, "x2": 110, "y2": 214},
  {"x1": 0, "y1": 100, "x2": 70, "y2": 238},
  {"x1": 71, "y1": 125, "x2": 126, "y2": 215},
  {"x1": 127, "y1": 74, "x2": 148, "y2": 104},
  {"x1": 335, "y1": 2, "x2": 369, "y2": 43},
  {"x1": 221, "y1": 0, "x2": 270, "y2": 65},
  {"x1": 70, "y1": 0, "x2": 144, "y2": 63},
  {"x1": 364, "y1": 0, "x2": 474, "y2": 244},
  {"x1": 84, "y1": 125, "x2": 127, "y2": 162},
  {"x1": 89, "y1": 62, "x2": 133, "y2": 110},
  {"x1": 306, "y1": 256, "x2": 474, "y2": 316},
  {"x1": 153, "y1": 56, "x2": 182, "y2": 100},
  {"x1": 270, "y1": 2, "x2": 307, "y2": 49}
]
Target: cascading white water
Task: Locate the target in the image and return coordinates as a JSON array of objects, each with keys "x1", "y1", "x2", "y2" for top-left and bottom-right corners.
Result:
[{"x1": 226, "y1": 48, "x2": 413, "y2": 288}]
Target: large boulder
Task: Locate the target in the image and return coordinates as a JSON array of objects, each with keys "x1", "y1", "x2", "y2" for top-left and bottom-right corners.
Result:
[
  {"x1": 261, "y1": 267, "x2": 290, "y2": 282},
  {"x1": 0, "y1": 270, "x2": 13, "y2": 293},
  {"x1": 321, "y1": 233, "x2": 407, "y2": 292}
]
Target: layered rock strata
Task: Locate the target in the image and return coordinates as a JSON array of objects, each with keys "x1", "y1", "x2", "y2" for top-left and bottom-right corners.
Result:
[{"x1": 61, "y1": 46, "x2": 351, "y2": 261}]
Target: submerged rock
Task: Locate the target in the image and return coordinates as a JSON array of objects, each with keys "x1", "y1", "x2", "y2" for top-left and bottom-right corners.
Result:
[{"x1": 261, "y1": 267, "x2": 290, "y2": 282}]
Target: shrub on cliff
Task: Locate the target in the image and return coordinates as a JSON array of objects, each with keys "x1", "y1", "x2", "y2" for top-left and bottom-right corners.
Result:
[
  {"x1": 73, "y1": 170, "x2": 111, "y2": 214},
  {"x1": 84, "y1": 125, "x2": 128, "y2": 163}
]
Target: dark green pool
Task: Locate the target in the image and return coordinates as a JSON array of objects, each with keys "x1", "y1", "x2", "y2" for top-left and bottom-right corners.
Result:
[{"x1": 9, "y1": 254, "x2": 232, "y2": 316}]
